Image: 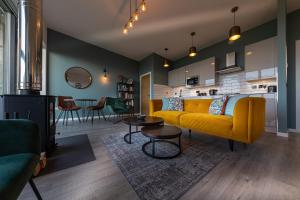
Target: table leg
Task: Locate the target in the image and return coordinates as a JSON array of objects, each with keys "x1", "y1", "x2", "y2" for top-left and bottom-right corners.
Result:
[
  {"x1": 179, "y1": 135, "x2": 182, "y2": 153},
  {"x1": 129, "y1": 124, "x2": 132, "y2": 144},
  {"x1": 152, "y1": 138, "x2": 155, "y2": 156}
]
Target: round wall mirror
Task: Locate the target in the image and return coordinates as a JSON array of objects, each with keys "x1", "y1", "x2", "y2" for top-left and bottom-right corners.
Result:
[{"x1": 65, "y1": 67, "x2": 92, "y2": 89}]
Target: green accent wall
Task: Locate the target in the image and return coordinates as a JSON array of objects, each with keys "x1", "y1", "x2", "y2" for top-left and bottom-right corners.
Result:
[
  {"x1": 287, "y1": 9, "x2": 300, "y2": 129},
  {"x1": 47, "y1": 29, "x2": 140, "y2": 112},
  {"x1": 139, "y1": 53, "x2": 169, "y2": 98}
]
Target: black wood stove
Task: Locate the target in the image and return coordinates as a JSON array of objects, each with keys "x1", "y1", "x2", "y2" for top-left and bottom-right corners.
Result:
[{"x1": 0, "y1": 95, "x2": 56, "y2": 155}]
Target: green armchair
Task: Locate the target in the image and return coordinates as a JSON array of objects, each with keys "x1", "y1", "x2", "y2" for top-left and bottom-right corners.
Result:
[
  {"x1": 0, "y1": 120, "x2": 42, "y2": 200},
  {"x1": 105, "y1": 97, "x2": 133, "y2": 122}
]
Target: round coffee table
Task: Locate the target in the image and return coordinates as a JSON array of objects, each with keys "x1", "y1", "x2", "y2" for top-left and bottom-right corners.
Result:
[
  {"x1": 122, "y1": 116, "x2": 164, "y2": 144},
  {"x1": 141, "y1": 125, "x2": 182, "y2": 159}
]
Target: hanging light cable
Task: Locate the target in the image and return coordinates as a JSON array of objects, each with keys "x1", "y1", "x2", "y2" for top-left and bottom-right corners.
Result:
[
  {"x1": 189, "y1": 32, "x2": 197, "y2": 57},
  {"x1": 229, "y1": 6, "x2": 241, "y2": 41}
]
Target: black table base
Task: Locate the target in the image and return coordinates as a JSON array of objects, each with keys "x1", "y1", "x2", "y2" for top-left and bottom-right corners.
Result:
[
  {"x1": 142, "y1": 138, "x2": 182, "y2": 159},
  {"x1": 123, "y1": 124, "x2": 139, "y2": 144}
]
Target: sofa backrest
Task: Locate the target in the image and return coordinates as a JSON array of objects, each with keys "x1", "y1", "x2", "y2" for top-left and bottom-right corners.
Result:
[{"x1": 183, "y1": 99, "x2": 213, "y2": 113}]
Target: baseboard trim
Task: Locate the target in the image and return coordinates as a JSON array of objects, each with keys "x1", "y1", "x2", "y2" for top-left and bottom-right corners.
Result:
[
  {"x1": 288, "y1": 129, "x2": 300, "y2": 133},
  {"x1": 277, "y1": 132, "x2": 289, "y2": 137},
  {"x1": 56, "y1": 113, "x2": 139, "y2": 122}
]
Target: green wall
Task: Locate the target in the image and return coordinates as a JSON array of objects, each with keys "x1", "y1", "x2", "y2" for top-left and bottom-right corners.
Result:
[
  {"x1": 287, "y1": 10, "x2": 300, "y2": 129},
  {"x1": 139, "y1": 53, "x2": 169, "y2": 98},
  {"x1": 47, "y1": 29, "x2": 140, "y2": 112}
]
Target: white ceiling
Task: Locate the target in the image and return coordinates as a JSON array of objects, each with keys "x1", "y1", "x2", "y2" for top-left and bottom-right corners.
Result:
[{"x1": 43, "y1": 0, "x2": 300, "y2": 61}]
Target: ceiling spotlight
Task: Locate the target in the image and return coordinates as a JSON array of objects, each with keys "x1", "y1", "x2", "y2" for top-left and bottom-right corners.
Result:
[
  {"x1": 229, "y1": 6, "x2": 241, "y2": 41},
  {"x1": 189, "y1": 32, "x2": 197, "y2": 57}
]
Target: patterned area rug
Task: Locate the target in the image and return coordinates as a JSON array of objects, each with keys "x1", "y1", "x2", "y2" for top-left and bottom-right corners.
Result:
[{"x1": 102, "y1": 132, "x2": 228, "y2": 200}]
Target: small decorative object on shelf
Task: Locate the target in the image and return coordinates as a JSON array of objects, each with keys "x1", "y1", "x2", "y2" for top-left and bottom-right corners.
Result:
[{"x1": 117, "y1": 76, "x2": 135, "y2": 111}]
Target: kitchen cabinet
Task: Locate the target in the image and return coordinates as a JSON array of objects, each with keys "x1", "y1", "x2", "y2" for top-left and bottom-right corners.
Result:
[
  {"x1": 168, "y1": 67, "x2": 186, "y2": 87},
  {"x1": 168, "y1": 57, "x2": 215, "y2": 87},
  {"x1": 249, "y1": 93, "x2": 277, "y2": 132},
  {"x1": 245, "y1": 37, "x2": 277, "y2": 81},
  {"x1": 199, "y1": 57, "x2": 215, "y2": 86},
  {"x1": 168, "y1": 70, "x2": 177, "y2": 87},
  {"x1": 185, "y1": 57, "x2": 215, "y2": 86}
]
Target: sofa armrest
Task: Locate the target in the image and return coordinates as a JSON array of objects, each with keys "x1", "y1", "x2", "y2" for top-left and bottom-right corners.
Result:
[
  {"x1": 0, "y1": 120, "x2": 41, "y2": 157},
  {"x1": 149, "y1": 99, "x2": 163, "y2": 116},
  {"x1": 232, "y1": 97, "x2": 266, "y2": 143}
]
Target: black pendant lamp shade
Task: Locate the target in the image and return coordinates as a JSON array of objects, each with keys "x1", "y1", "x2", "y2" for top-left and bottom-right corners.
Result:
[
  {"x1": 163, "y1": 48, "x2": 170, "y2": 67},
  {"x1": 189, "y1": 32, "x2": 197, "y2": 57},
  {"x1": 229, "y1": 6, "x2": 241, "y2": 41}
]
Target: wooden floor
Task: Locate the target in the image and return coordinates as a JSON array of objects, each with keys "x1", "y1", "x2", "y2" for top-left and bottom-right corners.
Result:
[{"x1": 19, "y1": 119, "x2": 300, "y2": 200}]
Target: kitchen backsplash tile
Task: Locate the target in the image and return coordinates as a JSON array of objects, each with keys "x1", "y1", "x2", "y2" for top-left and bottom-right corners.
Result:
[{"x1": 154, "y1": 71, "x2": 277, "y2": 98}]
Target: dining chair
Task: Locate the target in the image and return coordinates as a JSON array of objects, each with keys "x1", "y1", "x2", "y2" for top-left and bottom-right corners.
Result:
[
  {"x1": 56, "y1": 96, "x2": 81, "y2": 126},
  {"x1": 86, "y1": 97, "x2": 107, "y2": 124}
]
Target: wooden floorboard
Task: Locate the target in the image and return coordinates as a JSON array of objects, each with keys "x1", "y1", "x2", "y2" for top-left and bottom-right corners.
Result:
[{"x1": 18, "y1": 119, "x2": 300, "y2": 200}]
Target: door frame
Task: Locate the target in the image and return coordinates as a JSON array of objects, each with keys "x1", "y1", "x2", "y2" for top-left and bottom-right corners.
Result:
[{"x1": 139, "y1": 72, "x2": 152, "y2": 115}]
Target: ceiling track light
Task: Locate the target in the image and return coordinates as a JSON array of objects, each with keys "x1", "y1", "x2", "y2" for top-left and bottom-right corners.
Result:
[
  {"x1": 189, "y1": 32, "x2": 197, "y2": 57},
  {"x1": 122, "y1": 0, "x2": 147, "y2": 35},
  {"x1": 163, "y1": 48, "x2": 170, "y2": 68},
  {"x1": 229, "y1": 6, "x2": 241, "y2": 41}
]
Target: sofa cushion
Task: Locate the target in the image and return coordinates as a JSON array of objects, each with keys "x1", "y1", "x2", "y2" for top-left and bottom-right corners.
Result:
[
  {"x1": 167, "y1": 97, "x2": 183, "y2": 111},
  {"x1": 161, "y1": 97, "x2": 170, "y2": 111},
  {"x1": 0, "y1": 153, "x2": 39, "y2": 200},
  {"x1": 180, "y1": 113, "x2": 233, "y2": 138},
  {"x1": 152, "y1": 111, "x2": 187, "y2": 125},
  {"x1": 225, "y1": 95, "x2": 249, "y2": 116},
  {"x1": 208, "y1": 96, "x2": 229, "y2": 115},
  {"x1": 184, "y1": 99, "x2": 213, "y2": 113}
]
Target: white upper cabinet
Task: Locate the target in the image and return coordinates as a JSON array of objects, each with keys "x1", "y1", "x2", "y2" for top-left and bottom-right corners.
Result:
[
  {"x1": 245, "y1": 37, "x2": 277, "y2": 80},
  {"x1": 199, "y1": 57, "x2": 216, "y2": 86},
  {"x1": 168, "y1": 57, "x2": 216, "y2": 87},
  {"x1": 177, "y1": 67, "x2": 186, "y2": 86},
  {"x1": 168, "y1": 67, "x2": 186, "y2": 87}
]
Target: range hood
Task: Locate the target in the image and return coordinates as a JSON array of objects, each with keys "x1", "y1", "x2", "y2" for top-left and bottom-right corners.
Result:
[{"x1": 216, "y1": 52, "x2": 243, "y2": 74}]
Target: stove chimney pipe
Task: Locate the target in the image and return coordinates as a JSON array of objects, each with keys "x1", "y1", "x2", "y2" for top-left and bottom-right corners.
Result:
[{"x1": 17, "y1": 0, "x2": 43, "y2": 95}]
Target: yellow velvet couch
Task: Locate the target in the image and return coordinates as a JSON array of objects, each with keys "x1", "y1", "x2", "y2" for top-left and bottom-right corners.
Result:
[{"x1": 149, "y1": 98, "x2": 265, "y2": 149}]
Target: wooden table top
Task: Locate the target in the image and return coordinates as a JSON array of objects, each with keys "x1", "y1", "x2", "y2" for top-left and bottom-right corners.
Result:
[
  {"x1": 122, "y1": 116, "x2": 164, "y2": 126},
  {"x1": 141, "y1": 125, "x2": 182, "y2": 139}
]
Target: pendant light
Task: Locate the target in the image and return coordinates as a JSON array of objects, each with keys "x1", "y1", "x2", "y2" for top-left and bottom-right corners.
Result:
[
  {"x1": 128, "y1": 0, "x2": 134, "y2": 28},
  {"x1": 140, "y1": 0, "x2": 146, "y2": 12},
  {"x1": 133, "y1": 0, "x2": 139, "y2": 21},
  {"x1": 189, "y1": 32, "x2": 197, "y2": 57},
  {"x1": 103, "y1": 67, "x2": 108, "y2": 80},
  {"x1": 163, "y1": 48, "x2": 170, "y2": 68},
  {"x1": 229, "y1": 6, "x2": 241, "y2": 41},
  {"x1": 122, "y1": 0, "x2": 147, "y2": 35}
]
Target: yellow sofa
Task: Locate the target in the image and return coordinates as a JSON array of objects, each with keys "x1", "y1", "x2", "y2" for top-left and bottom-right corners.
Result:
[{"x1": 149, "y1": 98, "x2": 265, "y2": 149}]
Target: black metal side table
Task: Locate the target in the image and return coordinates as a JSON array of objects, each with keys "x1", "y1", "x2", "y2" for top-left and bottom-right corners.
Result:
[
  {"x1": 122, "y1": 116, "x2": 164, "y2": 144},
  {"x1": 141, "y1": 125, "x2": 182, "y2": 159}
]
